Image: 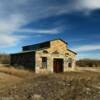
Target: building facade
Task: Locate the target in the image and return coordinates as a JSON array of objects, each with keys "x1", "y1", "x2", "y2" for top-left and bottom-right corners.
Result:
[{"x1": 10, "y1": 39, "x2": 77, "y2": 73}]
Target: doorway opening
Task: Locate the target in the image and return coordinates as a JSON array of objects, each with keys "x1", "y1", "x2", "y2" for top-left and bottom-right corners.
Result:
[{"x1": 53, "y1": 58, "x2": 63, "y2": 73}]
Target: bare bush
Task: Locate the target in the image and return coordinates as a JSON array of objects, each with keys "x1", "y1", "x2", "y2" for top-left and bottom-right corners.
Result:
[
  {"x1": 76, "y1": 59, "x2": 100, "y2": 67},
  {"x1": 0, "y1": 65, "x2": 34, "y2": 78},
  {"x1": 0, "y1": 53, "x2": 10, "y2": 64}
]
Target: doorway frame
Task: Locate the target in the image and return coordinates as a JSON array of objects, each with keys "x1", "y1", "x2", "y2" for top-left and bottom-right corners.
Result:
[{"x1": 53, "y1": 58, "x2": 64, "y2": 73}]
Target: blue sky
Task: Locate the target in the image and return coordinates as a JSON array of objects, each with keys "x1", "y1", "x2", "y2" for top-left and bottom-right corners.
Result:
[{"x1": 0, "y1": 0, "x2": 100, "y2": 59}]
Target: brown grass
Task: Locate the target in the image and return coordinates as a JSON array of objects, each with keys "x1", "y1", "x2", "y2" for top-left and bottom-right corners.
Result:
[
  {"x1": 0, "y1": 71, "x2": 100, "y2": 100},
  {"x1": 0, "y1": 66, "x2": 33, "y2": 78},
  {"x1": 0, "y1": 66, "x2": 100, "y2": 99}
]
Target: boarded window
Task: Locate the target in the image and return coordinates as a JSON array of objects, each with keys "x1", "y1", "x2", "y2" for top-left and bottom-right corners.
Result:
[{"x1": 42, "y1": 57, "x2": 47, "y2": 68}]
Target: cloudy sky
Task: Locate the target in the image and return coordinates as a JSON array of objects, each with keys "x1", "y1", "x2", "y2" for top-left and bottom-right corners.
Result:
[{"x1": 0, "y1": 0, "x2": 100, "y2": 59}]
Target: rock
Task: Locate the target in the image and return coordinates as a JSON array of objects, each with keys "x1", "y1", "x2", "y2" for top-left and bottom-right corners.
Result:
[{"x1": 31, "y1": 94, "x2": 44, "y2": 100}]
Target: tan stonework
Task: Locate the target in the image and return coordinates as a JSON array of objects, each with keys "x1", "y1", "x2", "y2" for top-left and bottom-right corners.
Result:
[{"x1": 35, "y1": 39, "x2": 77, "y2": 73}]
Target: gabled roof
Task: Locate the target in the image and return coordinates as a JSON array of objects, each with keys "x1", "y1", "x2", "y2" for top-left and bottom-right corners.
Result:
[{"x1": 22, "y1": 38, "x2": 68, "y2": 51}]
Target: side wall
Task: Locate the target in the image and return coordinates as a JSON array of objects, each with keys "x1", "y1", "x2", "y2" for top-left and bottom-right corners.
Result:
[
  {"x1": 10, "y1": 52, "x2": 36, "y2": 71},
  {"x1": 65, "y1": 50, "x2": 76, "y2": 71}
]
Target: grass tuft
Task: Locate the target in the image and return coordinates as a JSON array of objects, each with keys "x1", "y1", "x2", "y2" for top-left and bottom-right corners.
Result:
[{"x1": 0, "y1": 65, "x2": 33, "y2": 78}]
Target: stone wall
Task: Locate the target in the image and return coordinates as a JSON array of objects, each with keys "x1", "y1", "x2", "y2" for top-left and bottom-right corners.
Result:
[
  {"x1": 36, "y1": 40, "x2": 76, "y2": 73},
  {"x1": 35, "y1": 39, "x2": 76, "y2": 73},
  {"x1": 35, "y1": 52, "x2": 76, "y2": 73}
]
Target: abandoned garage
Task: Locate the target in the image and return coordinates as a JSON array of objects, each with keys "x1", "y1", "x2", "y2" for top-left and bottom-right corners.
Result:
[{"x1": 10, "y1": 39, "x2": 77, "y2": 73}]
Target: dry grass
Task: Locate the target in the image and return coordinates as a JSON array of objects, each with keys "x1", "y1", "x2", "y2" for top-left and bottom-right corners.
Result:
[
  {"x1": 0, "y1": 65, "x2": 35, "y2": 93},
  {"x1": 0, "y1": 65, "x2": 34, "y2": 78},
  {"x1": 0, "y1": 66, "x2": 100, "y2": 99},
  {"x1": 75, "y1": 66, "x2": 100, "y2": 72},
  {"x1": 0, "y1": 73, "x2": 22, "y2": 90},
  {"x1": 0, "y1": 71, "x2": 100, "y2": 100}
]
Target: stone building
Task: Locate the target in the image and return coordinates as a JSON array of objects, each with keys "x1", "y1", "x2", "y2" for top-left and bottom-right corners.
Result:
[{"x1": 10, "y1": 39, "x2": 77, "y2": 73}]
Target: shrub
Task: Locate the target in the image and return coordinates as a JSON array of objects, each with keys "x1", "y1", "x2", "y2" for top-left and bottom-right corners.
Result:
[
  {"x1": 0, "y1": 53, "x2": 10, "y2": 64},
  {"x1": 76, "y1": 59, "x2": 100, "y2": 67}
]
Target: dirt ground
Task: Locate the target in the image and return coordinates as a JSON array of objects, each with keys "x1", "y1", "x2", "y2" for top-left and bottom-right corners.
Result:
[{"x1": 0, "y1": 69, "x2": 100, "y2": 100}]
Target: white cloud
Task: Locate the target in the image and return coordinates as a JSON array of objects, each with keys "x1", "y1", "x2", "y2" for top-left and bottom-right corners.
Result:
[
  {"x1": 16, "y1": 25, "x2": 64, "y2": 34},
  {"x1": 0, "y1": 0, "x2": 100, "y2": 48},
  {"x1": 0, "y1": 14, "x2": 25, "y2": 33},
  {"x1": 0, "y1": 34, "x2": 26, "y2": 48},
  {"x1": 0, "y1": 14, "x2": 26, "y2": 48},
  {"x1": 16, "y1": 28, "x2": 58, "y2": 34},
  {"x1": 73, "y1": 44, "x2": 100, "y2": 52},
  {"x1": 0, "y1": 35, "x2": 17, "y2": 46},
  {"x1": 60, "y1": 0, "x2": 100, "y2": 15},
  {"x1": 78, "y1": 0, "x2": 100, "y2": 10},
  {"x1": 0, "y1": 0, "x2": 66, "y2": 47}
]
